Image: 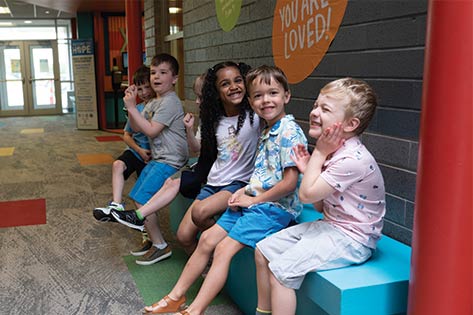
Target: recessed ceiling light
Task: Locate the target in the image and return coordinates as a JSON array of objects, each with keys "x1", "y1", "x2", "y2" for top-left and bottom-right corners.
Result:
[
  {"x1": 0, "y1": 22, "x2": 13, "y2": 26},
  {"x1": 45, "y1": 10, "x2": 50, "y2": 14},
  {"x1": 0, "y1": 6, "x2": 11, "y2": 14},
  {"x1": 24, "y1": 20, "x2": 32, "y2": 24},
  {"x1": 169, "y1": 7, "x2": 181, "y2": 14}
]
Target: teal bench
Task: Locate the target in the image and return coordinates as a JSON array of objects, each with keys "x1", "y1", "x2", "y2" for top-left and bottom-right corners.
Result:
[{"x1": 169, "y1": 198, "x2": 411, "y2": 315}]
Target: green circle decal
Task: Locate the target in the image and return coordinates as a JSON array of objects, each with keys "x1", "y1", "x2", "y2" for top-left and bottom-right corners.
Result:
[{"x1": 215, "y1": 0, "x2": 242, "y2": 32}]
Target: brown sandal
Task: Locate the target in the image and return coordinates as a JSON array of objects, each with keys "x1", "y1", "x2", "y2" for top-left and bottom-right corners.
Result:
[{"x1": 142, "y1": 295, "x2": 186, "y2": 314}]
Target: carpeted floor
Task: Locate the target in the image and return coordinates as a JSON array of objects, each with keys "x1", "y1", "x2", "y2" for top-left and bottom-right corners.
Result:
[{"x1": 0, "y1": 114, "x2": 242, "y2": 315}]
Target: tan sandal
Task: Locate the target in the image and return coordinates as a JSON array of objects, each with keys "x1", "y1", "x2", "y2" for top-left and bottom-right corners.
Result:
[{"x1": 142, "y1": 295, "x2": 186, "y2": 314}]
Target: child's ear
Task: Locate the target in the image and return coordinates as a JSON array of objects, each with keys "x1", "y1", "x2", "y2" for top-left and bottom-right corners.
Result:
[
  {"x1": 343, "y1": 117, "x2": 360, "y2": 133},
  {"x1": 284, "y1": 91, "x2": 291, "y2": 104},
  {"x1": 172, "y1": 75, "x2": 178, "y2": 85}
]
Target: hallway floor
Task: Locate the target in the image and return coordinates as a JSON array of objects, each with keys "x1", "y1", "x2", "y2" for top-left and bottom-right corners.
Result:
[{"x1": 0, "y1": 115, "x2": 241, "y2": 315}]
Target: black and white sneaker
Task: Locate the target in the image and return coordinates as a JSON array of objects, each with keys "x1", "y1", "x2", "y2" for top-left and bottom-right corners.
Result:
[
  {"x1": 93, "y1": 202, "x2": 124, "y2": 222},
  {"x1": 112, "y1": 209, "x2": 145, "y2": 231}
]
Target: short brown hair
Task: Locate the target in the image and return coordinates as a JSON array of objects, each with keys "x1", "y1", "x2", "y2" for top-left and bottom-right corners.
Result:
[
  {"x1": 132, "y1": 64, "x2": 150, "y2": 85},
  {"x1": 150, "y1": 53, "x2": 179, "y2": 75},
  {"x1": 246, "y1": 65, "x2": 289, "y2": 94}
]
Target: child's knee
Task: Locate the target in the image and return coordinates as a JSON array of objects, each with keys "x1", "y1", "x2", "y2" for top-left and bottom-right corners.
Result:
[
  {"x1": 254, "y1": 248, "x2": 268, "y2": 266},
  {"x1": 112, "y1": 160, "x2": 126, "y2": 172},
  {"x1": 191, "y1": 204, "x2": 207, "y2": 227},
  {"x1": 176, "y1": 227, "x2": 194, "y2": 247},
  {"x1": 198, "y1": 230, "x2": 219, "y2": 253}
]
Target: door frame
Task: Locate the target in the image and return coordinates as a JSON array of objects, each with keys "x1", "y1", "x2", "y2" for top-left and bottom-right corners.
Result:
[{"x1": 0, "y1": 40, "x2": 62, "y2": 117}]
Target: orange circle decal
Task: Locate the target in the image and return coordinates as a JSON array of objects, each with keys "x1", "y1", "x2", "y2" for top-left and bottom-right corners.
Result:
[{"x1": 272, "y1": 0, "x2": 348, "y2": 83}]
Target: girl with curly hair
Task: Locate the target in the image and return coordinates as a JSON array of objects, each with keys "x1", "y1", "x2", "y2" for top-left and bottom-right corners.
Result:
[{"x1": 112, "y1": 61, "x2": 261, "y2": 265}]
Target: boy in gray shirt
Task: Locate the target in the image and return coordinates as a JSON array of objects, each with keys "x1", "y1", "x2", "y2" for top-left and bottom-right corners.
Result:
[{"x1": 123, "y1": 53, "x2": 188, "y2": 265}]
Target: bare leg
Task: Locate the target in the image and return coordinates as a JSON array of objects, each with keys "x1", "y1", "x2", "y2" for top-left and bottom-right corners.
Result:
[
  {"x1": 168, "y1": 225, "x2": 228, "y2": 301},
  {"x1": 191, "y1": 190, "x2": 232, "y2": 230},
  {"x1": 255, "y1": 248, "x2": 272, "y2": 312},
  {"x1": 185, "y1": 237, "x2": 244, "y2": 315},
  {"x1": 144, "y1": 226, "x2": 228, "y2": 313},
  {"x1": 144, "y1": 212, "x2": 166, "y2": 245},
  {"x1": 176, "y1": 201, "x2": 200, "y2": 254},
  {"x1": 111, "y1": 160, "x2": 126, "y2": 203},
  {"x1": 138, "y1": 177, "x2": 181, "y2": 217},
  {"x1": 270, "y1": 273, "x2": 296, "y2": 315},
  {"x1": 177, "y1": 190, "x2": 231, "y2": 254}
]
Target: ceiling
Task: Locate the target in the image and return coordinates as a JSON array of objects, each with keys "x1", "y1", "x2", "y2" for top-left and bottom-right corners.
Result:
[{"x1": 0, "y1": 0, "x2": 126, "y2": 20}]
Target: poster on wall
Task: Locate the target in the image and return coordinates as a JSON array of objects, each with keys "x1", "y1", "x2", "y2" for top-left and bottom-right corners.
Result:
[
  {"x1": 71, "y1": 39, "x2": 98, "y2": 130},
  {"x1": 215, "y1": 0, "x2": 242, "y2": 32},
  {"x1": 272, "y1": 0, "x2": 348, "y2": 83}
]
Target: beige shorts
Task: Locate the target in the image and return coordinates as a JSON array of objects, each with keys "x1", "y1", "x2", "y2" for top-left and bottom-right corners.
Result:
[{"x1": 256, "y1": 220, "x2": 372, "y2": 289}]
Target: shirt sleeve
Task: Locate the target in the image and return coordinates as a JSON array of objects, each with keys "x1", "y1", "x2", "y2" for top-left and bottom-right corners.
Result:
[{"x1": 279, "y1": 122, "x2": 307, "y2": 169}]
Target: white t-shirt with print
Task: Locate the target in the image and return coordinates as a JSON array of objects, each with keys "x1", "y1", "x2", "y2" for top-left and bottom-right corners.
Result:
[{"x1": 206, "y1": 113, "x2": 260, "y2": 186}]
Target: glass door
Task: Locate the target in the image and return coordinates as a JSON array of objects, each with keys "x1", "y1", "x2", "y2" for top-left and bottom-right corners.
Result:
[
  {"x1": 0, "y1": 40, "x2": 62, "y2": 116},
  {"x1": 0, "y1": 42, "x2": 26, "y2": 114}
]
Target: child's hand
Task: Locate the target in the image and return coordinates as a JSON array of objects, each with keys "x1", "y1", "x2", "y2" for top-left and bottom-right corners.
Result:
[
  {"x1": 123, "y1": 85, "x2": 137, "y2": 110},
  {"x1": 228, "y1": 188, "x2": 253, "y2": 210},
  {"x1": 316, "y1": 122, "x2": 345, "y2": 156},
  {"x1": 291, "y1": 144, "x2": 310, "y2": 174},
  {"x1": 137, "y1": 148, "x2": 151, "y2": 162},
  {"x1": 183, "y1": 113, "x2": 195, "y2": 130}
]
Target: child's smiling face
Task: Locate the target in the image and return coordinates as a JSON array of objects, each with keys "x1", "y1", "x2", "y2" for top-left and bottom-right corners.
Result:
[
  {"x1": 136, "y1": 82, "x2": 154, "y2": 103},
  {"x1": 248, "y1": 77, "x2": 290, "y2": 128},
  {"x1": 216, "y1": 66, "x2": 246, "y2": 109},
  {"x1": 309, "y1": 92, "x2": 348, "y2": 139}
]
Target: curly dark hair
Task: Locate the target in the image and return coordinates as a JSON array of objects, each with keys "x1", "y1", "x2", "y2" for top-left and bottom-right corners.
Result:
[{"x1": 199, "y1": 61, "x2": 255, "y2": 166}]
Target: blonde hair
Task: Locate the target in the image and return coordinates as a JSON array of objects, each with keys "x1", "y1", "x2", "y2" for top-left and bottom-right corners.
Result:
[
  {"x1": 321, "y1": 78, "x2": 377, "y2": 135},
  {"x1": 192, "y1": 73, "x2": 206, "y2": 97}
]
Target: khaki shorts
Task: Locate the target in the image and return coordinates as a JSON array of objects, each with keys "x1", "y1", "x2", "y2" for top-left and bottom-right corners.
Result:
[{"x1": 256, "y1": 220, "x2": 373, "y2": 289}]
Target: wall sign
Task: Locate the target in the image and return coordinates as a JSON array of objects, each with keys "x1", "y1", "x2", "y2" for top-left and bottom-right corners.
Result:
[
  {"x1": 272, "y1": 0, "x2": 348, "y2": 83},
  {"x1": 71, "y1": 39, "x2": 98, "y2": 130},
  {"x1": 216, "y1": 0, "x2": 242, "y2": 32}
]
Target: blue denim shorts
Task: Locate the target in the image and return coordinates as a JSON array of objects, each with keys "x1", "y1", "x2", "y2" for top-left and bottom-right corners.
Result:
[
  {"x1": 195, "y1": 181, "x2": 247, "y2": 201},
  {"x1": 217, "y1": 202, "x2": 294, "y2": 248},
  {"x1": 129, "y1": 160, "x2": 178, "y2": 205}
]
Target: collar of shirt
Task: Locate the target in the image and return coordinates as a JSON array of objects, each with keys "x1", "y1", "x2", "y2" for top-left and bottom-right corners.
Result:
[{"x1": 260, "y1": 114, "x2": 295, "y2": 140}]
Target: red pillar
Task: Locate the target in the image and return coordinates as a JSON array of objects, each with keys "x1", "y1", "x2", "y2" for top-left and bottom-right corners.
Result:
[
  {"x1": 125, "y1": 0, "x2": 143, "y2": 81},
  {"x1": 408, "y1": 1, "x2": 472, "y2": 314},
  {"x1": 94, "y1": 12, "x2": 107, "y2": 130}
]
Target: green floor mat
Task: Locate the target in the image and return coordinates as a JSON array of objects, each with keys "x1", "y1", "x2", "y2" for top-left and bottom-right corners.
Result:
[{"x1": 124, "y1": 248, "x2": 233, "y2": 306}]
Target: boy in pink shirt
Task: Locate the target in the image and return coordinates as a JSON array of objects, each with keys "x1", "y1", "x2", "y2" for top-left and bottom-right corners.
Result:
[{"x1": 255, "y1": 78, "x2": 386, "y2": 315}]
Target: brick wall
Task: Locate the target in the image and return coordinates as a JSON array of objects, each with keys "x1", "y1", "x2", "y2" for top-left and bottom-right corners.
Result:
[{"x1": 166, "y1": 0, "x2": 428, "y2": 245}]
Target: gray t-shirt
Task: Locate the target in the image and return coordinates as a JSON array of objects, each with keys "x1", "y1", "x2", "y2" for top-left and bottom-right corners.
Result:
[{"x1": 142, "y1": 91, "x2": 188, "y2": 169}]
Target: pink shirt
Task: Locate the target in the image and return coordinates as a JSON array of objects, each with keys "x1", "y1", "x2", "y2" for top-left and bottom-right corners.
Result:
[{"x1": 320, "y1": 136, "x2": 386, "y2": 249}]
